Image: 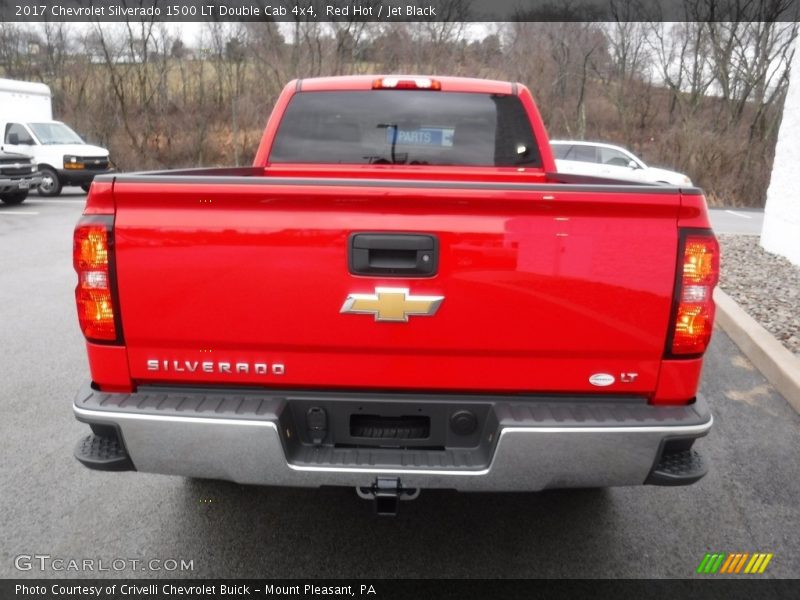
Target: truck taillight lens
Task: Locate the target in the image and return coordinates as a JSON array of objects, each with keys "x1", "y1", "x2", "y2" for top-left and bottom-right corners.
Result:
[
  {"x1": 74, "y1": 216, "x2": 120, "y2": 342},
  {"x1": 668, "y1": 231, "x2": 719, "y2": 356}
]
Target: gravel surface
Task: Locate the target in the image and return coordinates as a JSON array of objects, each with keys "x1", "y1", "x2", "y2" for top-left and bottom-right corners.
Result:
[{"x1": 718, "y1": 234, "x2": 800, "y2": 356}]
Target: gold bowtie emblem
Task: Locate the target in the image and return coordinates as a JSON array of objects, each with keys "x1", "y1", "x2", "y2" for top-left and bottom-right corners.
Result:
[{"x1": 340, "y1": 287, "x2": 444, "y2": 322}]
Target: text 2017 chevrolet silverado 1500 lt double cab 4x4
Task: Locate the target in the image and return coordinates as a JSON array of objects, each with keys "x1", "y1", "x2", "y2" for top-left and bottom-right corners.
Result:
[{"x1": 72, "y1": 76, "x2": 718, "y2": 513}]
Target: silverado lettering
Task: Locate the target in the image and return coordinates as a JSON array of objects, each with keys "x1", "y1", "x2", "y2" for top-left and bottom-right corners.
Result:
[
  {"x1": 145, "y1": 360, "x2": 284, "y2": 375},
  {"x1": 71, "y1": 75, "x2": 718, "y2": 513}
]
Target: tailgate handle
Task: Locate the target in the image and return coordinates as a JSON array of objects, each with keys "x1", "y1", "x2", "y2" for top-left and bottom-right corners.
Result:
[{"x1": 349, "y1": 233, "x2": 438, "y2": 277}]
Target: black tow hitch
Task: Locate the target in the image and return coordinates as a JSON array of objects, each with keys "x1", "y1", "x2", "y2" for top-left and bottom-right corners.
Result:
[{"x1": 356, "y1": 477, "x2": 420, "y2": 516}]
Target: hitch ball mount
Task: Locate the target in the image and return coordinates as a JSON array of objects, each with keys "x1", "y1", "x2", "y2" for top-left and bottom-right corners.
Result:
[{"x1": 356, "y1": 477, "x2": 420, "y2": 516}]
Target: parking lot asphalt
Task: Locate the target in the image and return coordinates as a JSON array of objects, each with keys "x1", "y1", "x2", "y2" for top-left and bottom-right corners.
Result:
[
  {"x1": 1, "y1": 193, "x2": 798, "y2": 579},
  {"x1": 708, "y1": 208, "x2": 764, "y2": 236}
]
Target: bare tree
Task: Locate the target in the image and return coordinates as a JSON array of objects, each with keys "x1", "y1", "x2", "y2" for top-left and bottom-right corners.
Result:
[
  {"x1": 604, "y1": 9, "x2": 655, "y2": 144},
  {"x1": 0, "y1": 12, "x2": 793, "y2": 207}
]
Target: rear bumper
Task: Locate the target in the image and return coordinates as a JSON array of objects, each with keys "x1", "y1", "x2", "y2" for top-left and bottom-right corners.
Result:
[{"x1": 73, "y1": 384, "x2": 712, "y2": 491}]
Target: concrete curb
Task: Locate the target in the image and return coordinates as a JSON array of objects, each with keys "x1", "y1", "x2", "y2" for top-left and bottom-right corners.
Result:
[{"x1": 714, "y1": 287, "x2": 800, "y2": 412}]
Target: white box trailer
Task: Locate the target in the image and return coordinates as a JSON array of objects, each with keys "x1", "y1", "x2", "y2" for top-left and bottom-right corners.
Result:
[
  {"x1": 0, "y1": 78, "x2": 114, "y2": 196},
  {"x1": 0, "y1": 78, "x2": 52, "y2": 121}
]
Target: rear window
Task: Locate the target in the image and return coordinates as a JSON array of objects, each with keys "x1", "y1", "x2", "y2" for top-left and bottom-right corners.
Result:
[{"x1": 269, "y1": 91, "x2": 541, "y2": 167}]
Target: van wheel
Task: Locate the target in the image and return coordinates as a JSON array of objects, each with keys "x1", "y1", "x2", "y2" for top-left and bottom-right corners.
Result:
[
  {"x1": 0, "y1": 190, "x2": 29, "y2": 205},
  {"x1": 81, "y1": 183, "x2": 92, "y2": 193},
  {"x1": 37, "y1": 167, "x2": 62, "y2": 197}
]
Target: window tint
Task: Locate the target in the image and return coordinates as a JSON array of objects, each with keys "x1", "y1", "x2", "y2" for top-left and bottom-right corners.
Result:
[
  {"x1": 599, "y1": 147, "x2": 632, "y2": 167},
  {"x1": 551, "y1": 144, "x2": 570, "y2": 159},
  {"x1": 5, "y1": 123, "x2": 34, "y2": 145},
  {"x1": 566, "y1": 145, "x2": 598, "y2": 163},
  {"x1": 270, "y1": 91, "x2": 541, "y2": 167}
]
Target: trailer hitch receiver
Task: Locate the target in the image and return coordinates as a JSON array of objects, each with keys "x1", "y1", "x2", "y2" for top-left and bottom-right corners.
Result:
[{"x1": 356, "y1": 477, "x2": 420, "y2": 516}]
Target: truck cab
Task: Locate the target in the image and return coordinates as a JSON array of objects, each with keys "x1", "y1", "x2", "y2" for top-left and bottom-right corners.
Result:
[{"x1": 0, "y1": 78, "x2": 114, "y2": 196}]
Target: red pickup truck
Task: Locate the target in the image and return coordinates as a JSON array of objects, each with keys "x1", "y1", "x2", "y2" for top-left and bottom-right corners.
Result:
[{"x1": 73, "y1": 75, "x2": 718, "y2": 513}]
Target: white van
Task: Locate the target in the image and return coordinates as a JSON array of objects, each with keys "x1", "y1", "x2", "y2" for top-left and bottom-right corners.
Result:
[{"x1": 0, "y1": 78, "x2": 114, "y2": 196}]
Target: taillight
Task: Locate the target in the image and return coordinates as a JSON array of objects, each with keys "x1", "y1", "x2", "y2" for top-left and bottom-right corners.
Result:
[
  {"x1": 372, "y1": 77, "x2": 441, "y2": 90},
  {"x1": 73, "y1": 216, "x2": 120, "y2": 343},
  {"x1": 667, "y1": 230, "x2": 720, "y2": 356}
]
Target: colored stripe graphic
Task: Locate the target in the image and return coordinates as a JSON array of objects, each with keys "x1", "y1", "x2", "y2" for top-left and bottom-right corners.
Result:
[
  {"x1": 697, "y1": 552, "x2": 772, "y2": 575},
  {"x1": 711, "y1": 554, "x2": 726, "y2": 573},
  {"x1": 698, "y1": 553, "x2": 727, "y2": 573},
  {"x1": 696, "y1": 553, "x2": 713, "y2": 574},
  {"x1": 734, "y1": 553, "x2": 749, "y2": 573},
  {"x1": 745, "y1": 554, "x2": 760, "y2": 573},
  {"x1": 751, "y1": 554, "x2": 767, "y2": 573},
  {"x1": 758, "y1": 554, "x2": 773, "y2": 573},
  {"x1": 729, "y1": 553, "x2": 742, "y2": 573},
  {"x1": 720, "y1": 554, "x2": 737, "y2": 574}
]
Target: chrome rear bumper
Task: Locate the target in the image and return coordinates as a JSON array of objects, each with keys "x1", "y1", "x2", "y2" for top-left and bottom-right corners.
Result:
[{"x1": 73, "y1": 384, "x2": 712, "y2": 491}]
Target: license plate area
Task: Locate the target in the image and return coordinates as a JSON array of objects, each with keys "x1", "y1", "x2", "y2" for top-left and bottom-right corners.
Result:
[
  {"x1": 350, "y1": 414, "x2": 430, "y2": 440},
  {"x1": 285, "y1": 397, "x2": 491, "y2": 450}
]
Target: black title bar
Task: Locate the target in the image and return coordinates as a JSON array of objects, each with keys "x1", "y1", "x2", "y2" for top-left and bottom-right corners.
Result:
[
  {"x1": 2, "y1": 0, "x2": 800, "y2": 22},
  {"x1": 3, "y1": 579, "x2": 800, "y2": 600}
]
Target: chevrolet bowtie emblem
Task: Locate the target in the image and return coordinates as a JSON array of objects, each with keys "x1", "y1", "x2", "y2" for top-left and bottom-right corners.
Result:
[{"x1": 340, "y1": 287, "x2": 444, "y2": 322}]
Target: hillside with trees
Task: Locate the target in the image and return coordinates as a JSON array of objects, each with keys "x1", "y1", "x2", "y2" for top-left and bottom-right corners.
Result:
[{"x1": 0, "y1": 16, "x2": 795, "y2": 206}]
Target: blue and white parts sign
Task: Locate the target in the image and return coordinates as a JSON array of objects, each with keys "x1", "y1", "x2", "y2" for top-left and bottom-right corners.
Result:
[{"x1": 386, "y1": 127, "x2": 455, "y2": 148}]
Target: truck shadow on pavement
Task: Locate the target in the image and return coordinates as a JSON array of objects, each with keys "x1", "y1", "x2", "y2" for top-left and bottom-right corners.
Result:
[{"x1": 175, "y1": 477, "x2": 614, "y2": 578}]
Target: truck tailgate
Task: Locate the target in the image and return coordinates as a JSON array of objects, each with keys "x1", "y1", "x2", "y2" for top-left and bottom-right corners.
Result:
[{"x1": 112, "y1": 178, "x2": 679, "y2": 395}]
